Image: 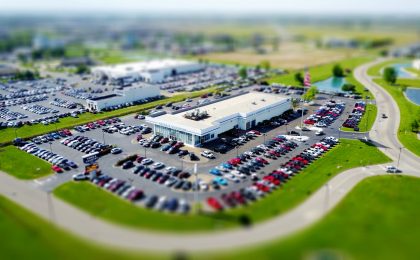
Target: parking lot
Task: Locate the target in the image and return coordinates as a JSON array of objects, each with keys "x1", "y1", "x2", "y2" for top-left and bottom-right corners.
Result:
[{"x1": 23, "y1": 92, "x2": 358, "y2": 213}]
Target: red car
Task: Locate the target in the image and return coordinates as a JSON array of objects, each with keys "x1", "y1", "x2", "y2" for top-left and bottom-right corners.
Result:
[
  {"x1": 254, "y1": 183, "x2": 270, "y2": 192},
  {"x1": 136, "y1": 134, "x2": 143, "y2": 141},
  {"x1": 228, "y1": 158, "x2": 241, "y2": 166},
  {"x1": 160, "y1": 137, "x2": 169, "y2": 144},
  {"x1": 231, "y1": 191, "x2": 246, "y2": 204},
  {"x1": 51, "y1": 165, "x2": 63, "y2": 173},
  {"x1": 136, "y1": 156, "x2": 144, "y2": 163},
  {"x1": 207, "y1": 197, "x2": 223, "y2": 211},
  {"x1": 248, "y1": 130, "x2": 261, "y2": 135},
  {"x1": 255, "y1": 157, "x2": 268, "y2": 164},
  {"x1": 96, "y1": 120, "x2": 105, "y2": 126},
  {"x1": 62, "y1": 129, "x2": 72, "y2": 136},
  {"x1": 263, "y1": 175, "x2": 281, "y2": 186}
]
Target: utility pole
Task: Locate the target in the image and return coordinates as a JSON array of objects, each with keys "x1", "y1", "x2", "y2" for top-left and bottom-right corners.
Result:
[
  {"x1": 397, "y1": 147, "x2": 403, "y2": 168},
  {"x1": 102, "y1": 129, "x2": 106, "y2": 145},
  {"x1": 194, "y1": 163, "x2": 199, "y2": 214}
]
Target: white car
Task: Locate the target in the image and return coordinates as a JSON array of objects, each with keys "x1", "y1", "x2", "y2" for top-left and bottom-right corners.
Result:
[
  {"x1": 386, "y1": 166, "x2": 401, "y2": 173},
  {"x1": 225, "y1": 173, "x2": 240, "y2": 183},
  {"x1": 201, "y1": 150, "x2": 215, "y2": 159},
  {"x1": 152, "y1": 162, "x2": 165, "y2": 169},
  {"x1": 72, "y1": 173, "x2": 89, "y2": 181},
  {"x1": 155, "y1": 196, "x2": 166, "y2": 211},
  {"x1": 111, "y1": 147, "x2": 122, "y2": 154}
]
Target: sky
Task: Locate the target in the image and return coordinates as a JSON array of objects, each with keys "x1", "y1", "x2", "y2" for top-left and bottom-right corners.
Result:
[{"x1": 1, "y1": 0, "x2": 420, "y2": 15}]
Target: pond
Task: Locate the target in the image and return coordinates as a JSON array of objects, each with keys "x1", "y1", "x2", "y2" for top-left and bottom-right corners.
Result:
[
  {"x1": 385, "y1": 63, "x2": 416, "y2": 78},
  {"x1": 313, "y1": 77, "x2": 347, "y2": 93},
  {"x1": 405, "y1": 87, "x2": 420, "y2": 105}
]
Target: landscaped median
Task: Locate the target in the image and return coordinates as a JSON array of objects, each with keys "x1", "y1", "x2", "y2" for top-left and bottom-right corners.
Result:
[
  {"x1": 53, "y1": 139, "x2": 390, "y2": 232},
  {"x1": 266, "y1": 56, "x2": 373, "y2": 98},
  {"x1": 0, "y1": 145, "x2": 52, "y2": 179},
  {"x1": 341, "y1": 103, "x2": 378, "y2": 132},
  {"x1": 373, "y1": 78, "x2": 420, "y2": 156},
  {"x1": 0, "y1": 86, "x2": 222, "y2": 145}
]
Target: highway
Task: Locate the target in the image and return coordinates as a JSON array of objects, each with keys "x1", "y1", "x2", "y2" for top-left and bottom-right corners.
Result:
[{"x1": 0, "y1": 58, "x2": 419, "y2": 253}]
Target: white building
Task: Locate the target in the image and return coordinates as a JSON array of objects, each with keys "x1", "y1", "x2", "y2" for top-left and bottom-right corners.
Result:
[
  {"x1": 86, "y1": 85, "x2": 160, "y2": 112},
  {"x1": 91, "y1": 59, "x2": 204, "y2": 84},
  {"x1": 413, "y1": 59, "x2": 420, "y2": 70},
  {"x1": 146, "y1": 92, "x2": 291, "y2": 147}
]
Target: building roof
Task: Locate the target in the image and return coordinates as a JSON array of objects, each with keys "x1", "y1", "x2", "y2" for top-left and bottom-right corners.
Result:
[
  {"x1": 147, "y1": 92, "x2": 290, "y2": 135},
  {"x1": 92, "y1": 59, "x2": 198, "y2": 78},
  {"x1": 88, "y1": 94, "x2": 118, "y2": 101}
]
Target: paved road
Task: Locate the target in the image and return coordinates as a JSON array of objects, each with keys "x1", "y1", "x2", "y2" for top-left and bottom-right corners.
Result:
[{"x1": 0, "y1": 58, "x2": 419, "y2": 253}]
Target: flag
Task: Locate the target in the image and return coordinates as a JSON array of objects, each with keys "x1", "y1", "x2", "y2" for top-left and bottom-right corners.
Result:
[{"x1": 303, "y1": 68, "x2": 311, "y2": 87}]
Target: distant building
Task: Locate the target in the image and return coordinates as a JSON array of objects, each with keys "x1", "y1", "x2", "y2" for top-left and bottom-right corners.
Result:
[
  {"x1": 91, "y1": 59, "x2": 204, "y2": 84},
  {"x1": 413, "y1": 59, "x2": 420, "y2": 70},
  {"x1": 60, "y1": 57, "x2": 94, "y2": 67},
  {"x1": 146, "y1": 92, "x2": 291, "y2": 147},
  {"x1": 0, "y1": 64, "x2": 18, "y2": 77},
  {"x1": 32, "y1": 35, "x2": 65, "y2": 50},
  {"x1": 85, "y1": 84, "x2": 160, "y2": 112}
]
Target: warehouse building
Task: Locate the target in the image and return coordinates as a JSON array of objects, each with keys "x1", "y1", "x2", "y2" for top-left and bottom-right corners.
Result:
[
  {"x1": 86, "y1": 84, "x2": 160, "y2": 112},
  {"x1": 146, "y1": 92, "x2": 291, "y2": 147},
  {"x1": 91, "y1": 59, "x2": 204, "y2": 84}
]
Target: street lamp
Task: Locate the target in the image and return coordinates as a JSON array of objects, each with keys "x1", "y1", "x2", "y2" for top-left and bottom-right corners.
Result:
[
  {"x1": 397, "y1": 147, "x2": 404, "y2": 168},
  {"x1": 236, "y1": 146, "x2": 239, "y2": 157},
  {"x1": 102, "y1": 129, "x2": 106, "y2": 144},
  {"x1": 49, "y1": 142, "x2": 53, "y2": 153},
  {"x1": 263, "y1": 133, "x2": 266, "y2": 143},
  {"x1": 193, "y1": 163, "x2": 199, "y2": 214},
  {"x1": 144, "y1": 146, "x2": 147, "y2": 158},
  {"x1": 14, "y1": 128, "x2": 18, "y2": 138}
]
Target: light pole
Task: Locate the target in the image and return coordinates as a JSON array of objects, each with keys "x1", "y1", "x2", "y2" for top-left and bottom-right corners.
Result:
[
  {"x1": 263, "y1": 133, "x2": 266, "y2": 143},
  {"x1": 236, "y1": 146, "x2": 239, "y2": 157},
  {"x1": 397, "y1": 147, "x2": 403, "y2": 168},
  {"x1": 180, "y1": 155, "x2": 184, "y2": 171},
  {"x1": 14, "y1": 128, "x2": 18, "y2": 138},
  {"x1": 49, "y1": 142, "x2": 53, "y2": 153},
  {"x1": 102, "y1": 129, "x2": 106, "y2": 144},
  {"x1": 194, "y1": 163, "x2": 199, "y2": 214},
  {"x1": 144, "y1": 146, "x2": 147, "y2": 158},
  {"x1": 365, "y1": 107, "x2": 370, "y2": 131}
]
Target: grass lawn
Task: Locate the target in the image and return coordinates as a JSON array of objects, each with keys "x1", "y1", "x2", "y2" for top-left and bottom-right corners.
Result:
[
  {"x1": 0, "y1": 146, "x2": 52, "y2": 179},
  {"x1": 200, "y1": 175, "x2": 420, "y2": 260},
  {"x1": 405, "y1": 67, "x2": 419, "y2": 77},
  {"x1": 373, "y1": 78, "x2": 420, "y2": 156},
  {"x1": 0, "y1": 195, "x2": 159, "y2": 260},
  {"x1": 266, "y1": 56, "x2": 373, "y2": 98},
  {"x1": 342, "y1": 104, "x2": 377, "y2": 132},
  {"x1": 367, "y1": 58, "x2": 411, "y2": 77},
  {"x1": 54, "y1": 139, "x2": 390, "y2": 232},
  {"x1": 0, "y1": 87, "x2": 221, "y2": 145}
]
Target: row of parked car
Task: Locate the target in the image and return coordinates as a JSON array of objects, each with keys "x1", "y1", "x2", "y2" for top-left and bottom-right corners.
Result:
[
  {"x1": 103, "y1": 123, "x2": 152, "y2": 135},
  {"x1": 90, "y1": 174, "x2": 144, "y2": 202},
  {"x1": 0, "y1": 107, "x2": 27, "y2": 121},
  {"x1": 342, "y1": 101, "x2": 366, "y2": 130},
  {"x1": 0, "y1": 94, "x2": 49, "y2": 107},
  {"x1": 74, "y1": 117, "x2": 122, "y2": 132},
  {"x1": 31, "y1": 129, "x2": 72, "y2": 144},
  {"x1": 21, "y1": 104, "x2": 59, "y2": 115},
  {"x1": 60, "y1": 135, "x2": 110, "y2": 154},
  {"x1": 50, "y1": 97, "x2": 77, "y2": 109},
  {"x1": 99, "y1": 95, "x2": 162, "y2": 113},
  {"x1": 19, "y1": 142, "x2": 78, "y2": 173},
  {"x1": 304, "y1": 100, "x2": 345, "y2": 127},
  {"x1": 206, "y1": 136, "x2": 339, "y2": 211}
]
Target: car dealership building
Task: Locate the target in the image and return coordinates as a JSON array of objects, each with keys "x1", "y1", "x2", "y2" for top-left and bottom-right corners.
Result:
[{"x1": 146, "y1": 92, "x2": 291, "y2": 147}]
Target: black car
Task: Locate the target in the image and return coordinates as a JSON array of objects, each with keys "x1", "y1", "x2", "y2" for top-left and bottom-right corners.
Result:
[
  {"x1": 189, "y1": 152, "x2": 199, "y2": 161},
  {"x1": 214, "y1": 144, "x2": 228, "y2": 153},
  {"x1": 145, "y1": 195, "x2": 158, "y2": 208},
  {"x1": 122, "y1": 161, "x2": 134, "y2": 169},
  {"x1": 178, "y1": 150, "x2": 189, "y2": 157}
]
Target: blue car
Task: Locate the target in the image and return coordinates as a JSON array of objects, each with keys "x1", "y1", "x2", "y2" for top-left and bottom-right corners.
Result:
[
  {"x1": 161, "y1": 144, "x2": 171, "y2": 151},
  {"x1": 209, "y1": 168, "x2": 222, "y2": 176},
  {"x1": 213, "y1": 177, "x2": 228, "y2": 186},
  {"x1": 221, "y1": 163, "x2": 233, "y2": 169}
]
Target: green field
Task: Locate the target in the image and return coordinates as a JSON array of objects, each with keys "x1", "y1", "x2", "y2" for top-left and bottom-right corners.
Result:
[
  {"x1": 54, "y1": 139, "x2": 390, "y2": 232},
  {"x1": 201, "y1": 175, "x2": 420, "y2": 260},
  {"x1": 0, "y1": 146, "x2": 52, "y2": 179},
  {"x1": 342, "y1": 104, "x2": 378, "y2": 132},
  {"x1": 0, "y1": 195, "x2": 158, "y2": 260},
  {"x1": 266, "y1": 56, "x2": 373, "y2": 98},
  {"x1": 0, "y1": 87, "x2": 220, "y2": 145},
  {"x1": 373, "y1": 77, "x2": 420, "y2": 156},
  {"x1": 367, "y1": 58, "x2": 411, "y2": 77}
]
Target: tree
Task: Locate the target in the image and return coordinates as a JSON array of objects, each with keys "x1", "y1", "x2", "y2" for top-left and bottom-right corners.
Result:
[
  {"x1": 291, "y1": 98, "x2": 300, "y2": 110},
  {"x1": 75, "y1": 64, "x2": 90, "y2": 74},
  {"x1": 302, "y1": 86, "x2": 318, "y2": 102},
  {"x1": 260, "y1": 60, "x2": 271, "y2": 70},
  {"x1": 411, "y1": 120, "x2": 419, "y2": 132},
  {"x1": 294, "y1": 72, "x2": 304, "y2": 86},
  {"x1": 238, "y1": 67, "x2": 247, "y2": 79},
  {"x1": 383, "y1": 67, "x2": 397, "y2": 84},
  {"x1": 342, "y1": 83, "x2": 356, "y2": 92},
  {"x1": 332, "y1": 64, "x2": 344, "y2": 77}
]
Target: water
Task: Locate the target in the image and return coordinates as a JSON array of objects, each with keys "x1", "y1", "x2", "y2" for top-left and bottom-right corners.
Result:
[
  {"x1": 405, "y1": 88, "x2": 420, "y2": 105},
  {"x1": 313, "y1": 77, "x2": 347, "y2": 93},
  {"x1": 387, "y1": 63, "x2": 416, "y2": 79}
]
